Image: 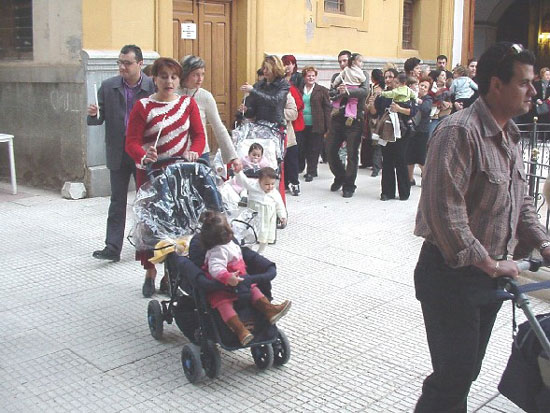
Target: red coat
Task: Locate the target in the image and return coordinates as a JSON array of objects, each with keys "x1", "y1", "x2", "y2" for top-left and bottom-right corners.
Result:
[{"x1": 289, "y1": 85, "x2": 305, "y2": 132}]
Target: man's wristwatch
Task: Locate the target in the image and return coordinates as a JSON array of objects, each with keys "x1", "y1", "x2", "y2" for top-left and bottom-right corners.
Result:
[{"x1": 540, "y1": 241, "x2": 550, "y2": 253}]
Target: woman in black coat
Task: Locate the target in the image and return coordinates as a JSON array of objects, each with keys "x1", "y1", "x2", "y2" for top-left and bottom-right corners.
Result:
[
  {"x1": 240, "y1": 55, "x2": 290, "y2": 127},
  {"x1": 406, "y1": 77, "x2": 433, "y2": 186}
]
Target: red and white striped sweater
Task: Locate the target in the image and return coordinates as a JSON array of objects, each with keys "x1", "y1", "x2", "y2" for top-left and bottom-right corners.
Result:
[{"x1": 125, "y1": 95, "x2": 205, "y2": 169}]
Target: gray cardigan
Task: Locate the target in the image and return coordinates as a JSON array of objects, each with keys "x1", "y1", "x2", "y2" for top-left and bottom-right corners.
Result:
[{"x1": 87, "y1": 75, "x2": 155, "y2": 170}]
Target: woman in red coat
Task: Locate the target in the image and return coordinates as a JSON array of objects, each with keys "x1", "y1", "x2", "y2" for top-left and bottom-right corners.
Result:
[{"x1": 126, "y1": 57, "x2": 205, "y2": 297}]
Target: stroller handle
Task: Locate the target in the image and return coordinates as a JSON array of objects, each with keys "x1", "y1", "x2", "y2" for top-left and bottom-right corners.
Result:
[
  {"x1": 497, "y1": 258, "x2": 550, "y2": 360},
  {"x1": 145, "y1": 156, "x2": 210, "y2": 178},
  {"x1": 497, "y1": 258, "x2": 542, "y2": 291}
]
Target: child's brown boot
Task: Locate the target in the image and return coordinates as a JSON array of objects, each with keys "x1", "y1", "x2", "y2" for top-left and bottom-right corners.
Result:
[
  {"x1": 226, "y1": 315, "x2": 254, "y2": 345},
  {"x1": 252, "y1": 297, "x2": 291, "y2": 324}
]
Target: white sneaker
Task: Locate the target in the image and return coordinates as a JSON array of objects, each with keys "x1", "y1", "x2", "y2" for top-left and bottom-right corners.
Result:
[{"x1": 289, "y1": 183, "x2": 300, "y2": 196}]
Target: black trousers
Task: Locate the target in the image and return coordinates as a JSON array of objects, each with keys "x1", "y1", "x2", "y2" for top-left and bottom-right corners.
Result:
[
  {"x1": 414, "y1": 242, "x2": 502, "y2": 413},
  {"x1": 360, "y1": 136, "x2": 373, "y2": 167},
  {"x1": 105, "y1": 152, "x2": 136, "y2": 254},
  {"x1": 381, "y1": 136, "x2": 410, "y2": 199},
  {"x1": 284, "y1": 145, "x2": 299, "y2": 186},
  {"x1": 327, "y1": 116, "x2": 362, "y2": 191},
  {"x1": 301, "y1": 126, "x2": 323, "y2": 175},
  {"x1": 296, "y1": 131, "x2": 306, "y2": 173}
]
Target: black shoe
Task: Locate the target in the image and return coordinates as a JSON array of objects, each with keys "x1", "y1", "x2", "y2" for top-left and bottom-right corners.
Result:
[
  {"x1": 342, "y1": 189, "x2": 354, "y2": 198},
  {"x1": 142, "y1": 277, "x2": 155, "y2": 298},
  {"x1": 92, "y1": 247, "x2": 120, "y2": 262},
  {"x1": 311, "y1": 172, "x2": 318, "y2": 177},
  {"x1": 159, "y1": 276, "x2": 170, "y2": 295},
  {"x1": 371, "y1": 170, "x2": 379, "y2": 177},
  {"x1": 380, "y1": 194, "x2": 395, "y2": 201},
  {"x1": 400, "y1": 196, "x2": 410, "y2": 201},
  {"x1": 330, "y1": 181, "x2": 343, "y2": 192},
  {"x1": 304, "y1": 174, "x2": 313, "y2": 182}
]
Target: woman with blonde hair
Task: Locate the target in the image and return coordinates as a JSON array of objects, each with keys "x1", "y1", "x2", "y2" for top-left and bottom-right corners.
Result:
[
  {"x1": 240, "y1": 55, "x2": 290, "y2": 201},
  {"x1": 239, "y1": 55, "x2": 290, "y2": 126}
]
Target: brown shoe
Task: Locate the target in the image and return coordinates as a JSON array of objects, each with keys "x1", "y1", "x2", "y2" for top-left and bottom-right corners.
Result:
[
  {"x1": 252, "y1": 297, "x2": 292, "y2": 324},
  {"x1": 226, "y1": 315, "x2": 254, "y2": 345}
]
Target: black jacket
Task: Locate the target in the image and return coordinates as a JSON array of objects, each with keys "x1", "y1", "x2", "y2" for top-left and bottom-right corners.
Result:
[{"x1": 245, "y1": 77, "x2": 290, "y2": 126}]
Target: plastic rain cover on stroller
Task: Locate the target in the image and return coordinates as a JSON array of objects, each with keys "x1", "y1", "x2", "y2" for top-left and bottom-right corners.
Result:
[
  {"x1": 130, "y1": 161, "x2": 260, "y2": 252},
  {"x1": 213, "y1": 120, "x2": 285, "y2": 178}
]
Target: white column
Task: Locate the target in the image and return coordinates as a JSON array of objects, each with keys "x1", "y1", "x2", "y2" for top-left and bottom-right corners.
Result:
[{"x1": 452, "y1": 0, "x2": 465, "y2": 68}]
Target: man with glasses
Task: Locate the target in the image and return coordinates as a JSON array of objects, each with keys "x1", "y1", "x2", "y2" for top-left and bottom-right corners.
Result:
[
  {"x1": 87, "y1": 44, "x2": 155, "y2": 262},
  {"x1": 414, "y1": 42, "x2": 550, "y2": 412}
]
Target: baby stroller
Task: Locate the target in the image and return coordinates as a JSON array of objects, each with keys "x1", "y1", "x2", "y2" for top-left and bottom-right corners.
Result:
[
  {"x1": 214, "y1": 119, "x2": 287, "y2": 204},
  {"x1": 132, "y1": 159, "x2": 291, "y2": 383},
  {"x1": 496, "y1": 259, "x2": 550, "y2": 412}
]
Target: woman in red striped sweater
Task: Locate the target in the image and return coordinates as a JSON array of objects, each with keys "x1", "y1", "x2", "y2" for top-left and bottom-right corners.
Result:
[{"x1": 126, "y1": 57, "x2": 205, "y2": 297}]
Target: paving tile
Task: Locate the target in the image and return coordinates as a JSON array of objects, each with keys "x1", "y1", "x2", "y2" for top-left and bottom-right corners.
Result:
[{"x1": 0, "y1": 167, "x2": 549, "y2": 412}]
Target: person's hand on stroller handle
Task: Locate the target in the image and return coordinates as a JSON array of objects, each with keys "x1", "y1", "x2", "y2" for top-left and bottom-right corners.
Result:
[
  {"x1": 475, "y1": 256, "x2": 520, "y2": 279},
  {"x1": 142, "y1": 146, "x2": 158, "y2": 164},
  {"x1": 183, "y1": 150, "x2": 199, "y2": 161},
  {"x1": 227, "y1": 271, "x2": 244, "y2": 287}
]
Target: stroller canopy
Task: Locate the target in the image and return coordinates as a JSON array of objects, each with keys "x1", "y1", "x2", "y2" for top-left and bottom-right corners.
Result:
[{"x1": 131, "y1": 161, "x2": 223, "y2": 251}]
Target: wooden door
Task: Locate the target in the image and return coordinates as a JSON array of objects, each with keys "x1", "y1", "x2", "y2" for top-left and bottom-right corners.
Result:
[{"x1": 173, "y1": 0, "x2": 236, "y2": 154}]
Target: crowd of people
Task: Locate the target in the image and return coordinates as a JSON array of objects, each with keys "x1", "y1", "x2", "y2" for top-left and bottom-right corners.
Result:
[{"x1": 87, "y1": 42, "x2": 550, "y2": 411}]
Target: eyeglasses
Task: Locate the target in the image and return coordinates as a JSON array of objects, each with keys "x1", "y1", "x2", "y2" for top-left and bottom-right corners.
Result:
[{"x1": 116, "y1": 60, "x2": 137, "y2": 67}]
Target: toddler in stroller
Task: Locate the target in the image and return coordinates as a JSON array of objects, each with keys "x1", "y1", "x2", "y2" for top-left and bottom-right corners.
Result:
[
  {"x1": 225, "y1": 142, "x2": 270, "y2": 197},
  {"x1": 136, "y1": 160, "x2": 292, "y2": 383},
  {"x1": 199, "y1": 210, "x2": 291, "y2": 345}
]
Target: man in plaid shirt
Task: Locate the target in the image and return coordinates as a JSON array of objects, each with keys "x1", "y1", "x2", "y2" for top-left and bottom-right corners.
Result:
[{"x1": 414, "y1": 42, "x2": 550, "y2": 412}]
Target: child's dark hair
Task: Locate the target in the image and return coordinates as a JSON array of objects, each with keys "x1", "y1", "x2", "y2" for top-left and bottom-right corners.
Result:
[
  {"x1": 397, "y1": 72, "x2": 408, "y2": 84},
  {"x1": 248, "y1": 142, "x2": 264, "y2": 155},
  {"x1": 258, "y1": 167, "x2": 277, "y2": 181},
  {"x1": 348, "y1": 53, "x2": 363, "y2": 68},
  {"x1": 199, "y1": 210, "x2": 233, "y2": 251}
]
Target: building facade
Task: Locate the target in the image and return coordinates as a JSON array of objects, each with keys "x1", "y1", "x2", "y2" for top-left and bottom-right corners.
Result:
[{"x1": 0, "y1": 0, "x2": 480, "y2": 196}]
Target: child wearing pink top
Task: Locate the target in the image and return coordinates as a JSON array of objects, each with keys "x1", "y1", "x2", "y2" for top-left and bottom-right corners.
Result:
[{"x1": 199, "y1": 211, "x2": 291, "y2": 345}]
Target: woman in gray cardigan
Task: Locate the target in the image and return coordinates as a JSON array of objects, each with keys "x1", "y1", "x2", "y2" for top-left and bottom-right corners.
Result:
[{"x1": 180, "y1": 55, "x2": 242, "y2": 172}]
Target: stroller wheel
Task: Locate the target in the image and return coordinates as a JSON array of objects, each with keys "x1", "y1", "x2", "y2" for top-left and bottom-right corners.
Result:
[
  {"x1": 181, "y1": 343, "x2": 203, "y2": 383},
  {"x1": 147, "y1": 300, "x2": 164, "y2": 340},
  {"x1": 251, "y1": 343, "x2": 274, "y2": 370},
  {"x1": 201, "y1": 340, "x2": 221, "y2": 379},
  {"x1": 272, "y1": 329, "x2": 291, "y2": 366}
]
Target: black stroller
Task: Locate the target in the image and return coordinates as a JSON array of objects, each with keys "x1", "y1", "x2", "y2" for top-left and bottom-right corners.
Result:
[
  {"x1": 496, "y1": 259, "x2": 550, "y2": 412},
  {"x1": 132, "y1": 159, "x2": 291, "y2": 383}
]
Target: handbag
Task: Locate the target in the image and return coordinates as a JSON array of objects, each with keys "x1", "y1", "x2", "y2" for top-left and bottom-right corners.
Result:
[{"x1": 536, "y1": 101, "x2": 549, "y2": 116}]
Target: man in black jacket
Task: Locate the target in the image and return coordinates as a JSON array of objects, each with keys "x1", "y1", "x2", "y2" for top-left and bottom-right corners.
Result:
[
  {"x1": 87, "y1": 44, "x2": 155, "y2": 262},
  {"x1": 327, "y1": 50, "x2": 369, "y2": 198}
]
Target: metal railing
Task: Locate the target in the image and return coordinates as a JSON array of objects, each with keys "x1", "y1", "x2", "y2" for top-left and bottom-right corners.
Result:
[{"x1": 518, "y1": 119, "x2": 550, "y2": 230}]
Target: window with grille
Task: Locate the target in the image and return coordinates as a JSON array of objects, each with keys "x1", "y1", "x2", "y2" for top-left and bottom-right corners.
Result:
[
  {"x1": 402, "y1": 0, "x2": 414, "y2": 49},
  {"x1": 325, "y1": 0, "x2": 345, "y2": 14},
  {"x1": 0, "y1": 0, "x2": 33, "y2": 59}
]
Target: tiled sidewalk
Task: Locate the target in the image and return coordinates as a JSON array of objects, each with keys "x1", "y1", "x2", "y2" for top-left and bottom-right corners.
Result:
[{"x1": 0, "y1": 165, "x2": 547, "y2": 412}]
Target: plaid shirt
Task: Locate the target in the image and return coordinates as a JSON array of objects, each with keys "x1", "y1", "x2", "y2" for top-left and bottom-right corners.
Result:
[{"x1": 415, "y1": 97, "x2": 548, "y2": 268}]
